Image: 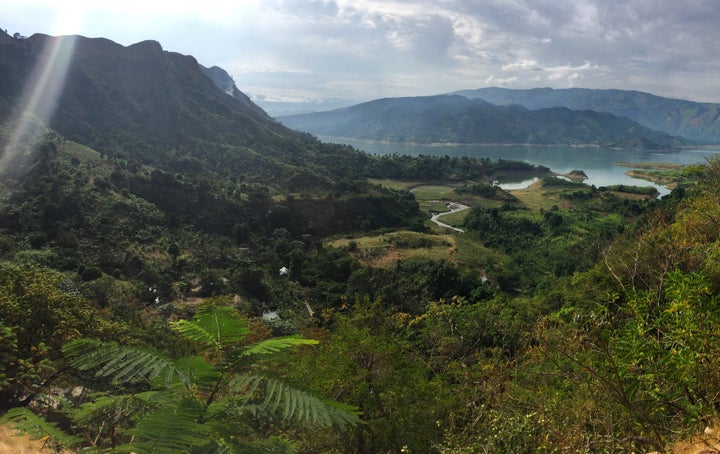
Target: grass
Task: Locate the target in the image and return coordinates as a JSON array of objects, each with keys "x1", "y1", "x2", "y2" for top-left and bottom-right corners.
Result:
[
  {"x1": 511, "y1": 180, "x2": 573, "y2": 211},
  {"x1": 411, "y1": 185, "x2": 459, "y2": 201},
  {"x1": 614, "y1": 161, "x2": 688, "y2": 189},
  {"x1": 328, "y1": 231, "x2": 458, "y2": 267},
  {"x1": 438, "y1": 209, "x2": 469, "y2": 227},
  {"x1": 373, "y1": 176, "x2": 573, "y2": 219},
  {"x1": 0, "y1": 424, "x2": 69, "y2": 454},
  {"x1": 614, "y1": 161, "x2": 686, "y2": 171},
  {"x1": 625, "y1": 169, "x2": 684, "y2": 189},
  {"x1": 328, "y1": 229, "x2": 502, "y2": 272},
  {"x1": 368, "y1": 178, "x2": 420, "y2": 191}
]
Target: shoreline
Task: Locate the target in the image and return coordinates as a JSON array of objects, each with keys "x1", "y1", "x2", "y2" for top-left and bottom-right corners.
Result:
[{"x1": 319, "y1": 136, "x2": 687, "y2": 151}]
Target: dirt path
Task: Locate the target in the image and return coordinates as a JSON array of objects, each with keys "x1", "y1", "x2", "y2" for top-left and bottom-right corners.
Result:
[{"x1": 430, "y1": 202, "x2": 469, "y2": 233}]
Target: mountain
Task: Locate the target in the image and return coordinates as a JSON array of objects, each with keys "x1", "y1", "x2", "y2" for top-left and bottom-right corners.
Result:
[
  {"x1": 0, "y1": 31, "x2": 385, "y2": 191},
  {"x1": 252, "y1": 95, "x2": 359, "y2": 117},
  {"x1": 278, "y1": 94, "x2": 688, "y2": 149},
  {"x1": 0, "y1": 32, "x2": 296, "y2": 174},
  {"x1": 199, "y1": 64, "x2": 268, "y2": 118},
  {"x1": 0, "y1": 31, "x2": 422, "y2": 240},
  {"x1": 450, "y1": 87, "x2": 720, "y2": 143}
]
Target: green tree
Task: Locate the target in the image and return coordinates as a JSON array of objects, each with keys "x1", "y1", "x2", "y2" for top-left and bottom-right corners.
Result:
[
  {"x1": 2, "y1": 297, "x2": 359, "y2": 453},
  {"x1": 0, "y1": 264, "x2": 120, "y2": 407},
  {"x1": 288, "y1": 298, "x2": 453, "y2": 453}
]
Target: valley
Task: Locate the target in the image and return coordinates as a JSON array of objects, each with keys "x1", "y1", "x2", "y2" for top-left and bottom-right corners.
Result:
[{"x1": 1, "y1": 27, "x2": 720, "y2": 454}]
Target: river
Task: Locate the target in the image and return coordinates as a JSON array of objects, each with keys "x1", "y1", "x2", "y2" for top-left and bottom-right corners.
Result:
[{"x1": 323, "y1": 137, "x2": 720, "y2": 196}]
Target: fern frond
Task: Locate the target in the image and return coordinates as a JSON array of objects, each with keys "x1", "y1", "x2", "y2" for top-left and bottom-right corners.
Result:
[
  {"x1": 0, "y1": 407, "x2": 84, "y2": 450},
  {"x1": 116, "y1": 398, "x2": 211, "y2": 454},
  {"x1": 228, "y1": 374, "x2": 265, "y2": 402},
  {"x1": 228, "y1": 375, "x2": 360, "y2": 429},
  {"x1": 174, "y1": 355, "x2": 221, "y2": 385},
  {"x1": 169, "y1": 319, "x2": 219, "y2": 350},
  {"x1": 71, "y1": 391, "x2": 162, "y2": 426},
  {"x1": 266, "y1": 378, "x2": 359, "y2": 428},
  {"x1": 63, "y1": 339, "x2": 185, "y2": 387},
  {"x1": 170, "y1": 304, "x2": 249, "y2": 350},
  {"x1": 242, "y1": 335, "x2": 319, "y2": 357}
]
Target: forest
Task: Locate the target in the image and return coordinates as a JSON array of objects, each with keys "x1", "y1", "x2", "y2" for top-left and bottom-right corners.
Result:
[
  {"x1": 1, "y1": 30, "x2": 720, "y2": 454},
  {"x1": 1, "y1": 130, "x2": 718, "y2": 453}
]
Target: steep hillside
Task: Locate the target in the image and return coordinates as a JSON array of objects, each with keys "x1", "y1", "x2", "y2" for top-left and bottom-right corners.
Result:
[
  {"x1": 0, "y1": 31, "x2": 428, "y2": 301},
  {"x1": 0, "y1": 31, "x2": 380, "y2": 190},
  {"x1": 278, "y1": 94, "x2": 687, "y2": 148},
  {"x1": 451, "y1": 87, "x2": 720, "y2": 143},
  {"x1": 200, "y1": 64, "x2": 269, "y2": 118}
]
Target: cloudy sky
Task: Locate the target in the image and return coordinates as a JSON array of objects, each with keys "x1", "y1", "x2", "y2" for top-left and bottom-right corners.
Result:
[{"x1": 4, "y1": 0, "x2": 720, "y2": 104}]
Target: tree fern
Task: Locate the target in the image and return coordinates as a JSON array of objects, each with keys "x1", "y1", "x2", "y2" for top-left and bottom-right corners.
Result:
[{"x1": 0, "y1": 407, "x2": 83, "y2": 450}]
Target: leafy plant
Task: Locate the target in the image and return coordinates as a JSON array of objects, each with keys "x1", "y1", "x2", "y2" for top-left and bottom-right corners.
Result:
[{"x1": 2, "y1": 298, "x2": 359, "y2": 453}]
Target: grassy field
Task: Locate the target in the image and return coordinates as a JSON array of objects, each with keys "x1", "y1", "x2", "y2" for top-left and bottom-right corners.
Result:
[
  {"x1": 438, "y1": 209, "x2": 470, "y2": 227},
  {"x1": 372, "y1": 176, "x2": 576, "y2": 217},
  {"x1": 614, "y1": 161, "x2": 686, "y2": 171},
  {"x1": 614, "y1": 161, "x2": 688, "y2": 188},
  {"x1": 327, "y1": 173, "x2": 659, "y2": 283},
  {"x1": 328, "y1": 231, "x2": 459, "y2": 267},
  {"x1": 327, "y1": 229, "x2": 500, "y2": 273},
  {"x1": 510, "y1": 180, "x2": 574, "y2": 211}
]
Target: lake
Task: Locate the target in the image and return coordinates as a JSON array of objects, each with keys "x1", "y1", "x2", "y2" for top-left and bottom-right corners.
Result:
[{"x1": 324, "y1": 137, "x2": 720, "y2": 196}]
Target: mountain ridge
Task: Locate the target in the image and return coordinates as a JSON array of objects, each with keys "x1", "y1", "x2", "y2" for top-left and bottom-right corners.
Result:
[
  {"x1": 278, "y1": 94, "x2": 689, "y2": 149},
  {"x1": 450, "y1": 87, "x2": 720, "y2": 143}
]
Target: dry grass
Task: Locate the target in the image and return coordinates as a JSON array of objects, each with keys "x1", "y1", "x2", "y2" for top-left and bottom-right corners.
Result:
[
  {"x1": 0, "y1": 424, "x2": 64, "y2": 454},
  {"x1": 510, "y1": 180, "x2": 572, "y2": 211},
  {"x1": 329, "y1": 231, "x2": 458, "y2": 267}
]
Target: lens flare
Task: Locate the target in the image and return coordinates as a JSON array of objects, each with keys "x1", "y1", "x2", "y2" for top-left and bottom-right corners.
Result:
[{"x1": 1, "y1": 34, "x2": 78, "y2": 174}]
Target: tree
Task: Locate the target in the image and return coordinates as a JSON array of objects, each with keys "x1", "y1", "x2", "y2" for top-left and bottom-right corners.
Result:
[
  {"x1": 286, "y1": 298, "x2": 453, "y2": 453},
  {"x1": 2, "y1": 297, "x2": 359, "y2": 453},
  {"x1": 0, "y1": 264, "x2": 119, "y2": 407}
]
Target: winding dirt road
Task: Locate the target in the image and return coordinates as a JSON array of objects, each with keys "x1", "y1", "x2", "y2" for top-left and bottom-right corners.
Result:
[{"x1": 430, "y1": 202, "x2": 469, "y2": 233}]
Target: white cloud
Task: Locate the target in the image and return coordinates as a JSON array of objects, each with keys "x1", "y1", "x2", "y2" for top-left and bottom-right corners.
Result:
[
  {"x1": 5, "y1": 0, "x2": 720, "y2": 102},
  {"x1": 483, "y1": 75, "x2": 519, "y2": 87},
  {"x1": 502, "y1": 59, "x2": 543, "y2": 71}
]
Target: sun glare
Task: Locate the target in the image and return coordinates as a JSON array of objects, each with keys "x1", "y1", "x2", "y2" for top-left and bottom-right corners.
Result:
[{"x1": 1, "y1": 7, "x2": 87, "y2": 174}]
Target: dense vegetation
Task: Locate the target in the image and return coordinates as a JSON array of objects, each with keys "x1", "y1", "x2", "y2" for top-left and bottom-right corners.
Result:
[{"x1": 1, "y1": 30, "x2": 720, "y2": 453}]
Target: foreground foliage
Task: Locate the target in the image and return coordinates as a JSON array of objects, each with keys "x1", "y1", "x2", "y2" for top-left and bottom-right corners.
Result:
[
  {"x1": 2, "y1": 132, "x2": 720, "y2": 452},
  {"x1": 2, "y1": 298, "x2": 358, "y2": 453}
]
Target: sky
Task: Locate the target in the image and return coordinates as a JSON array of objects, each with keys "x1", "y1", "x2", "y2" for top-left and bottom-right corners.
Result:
[{"x1": 4, "y1": 0, "x2": 720, "y2": 105}]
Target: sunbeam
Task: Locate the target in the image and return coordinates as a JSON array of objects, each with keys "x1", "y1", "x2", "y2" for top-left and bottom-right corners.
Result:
[{"x1": 1, "y1": 5, "x2": 87, "y2": 176}]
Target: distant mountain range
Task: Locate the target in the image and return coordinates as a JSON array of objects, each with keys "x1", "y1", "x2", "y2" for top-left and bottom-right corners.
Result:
[
  {"x1": 252, "y1": 95, "x2": 358, "y2": 117},
  {"x1": 278, "y1": 94, "x2": 689, "y2": 149},
  {"x1": 450, "y1": 87, "x2": 720, "y2": 143}
]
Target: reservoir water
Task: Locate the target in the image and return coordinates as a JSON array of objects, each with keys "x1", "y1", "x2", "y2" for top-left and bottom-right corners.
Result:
[{"x1": 325, "y1": 137, "x2": 720, "y2": 196}]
